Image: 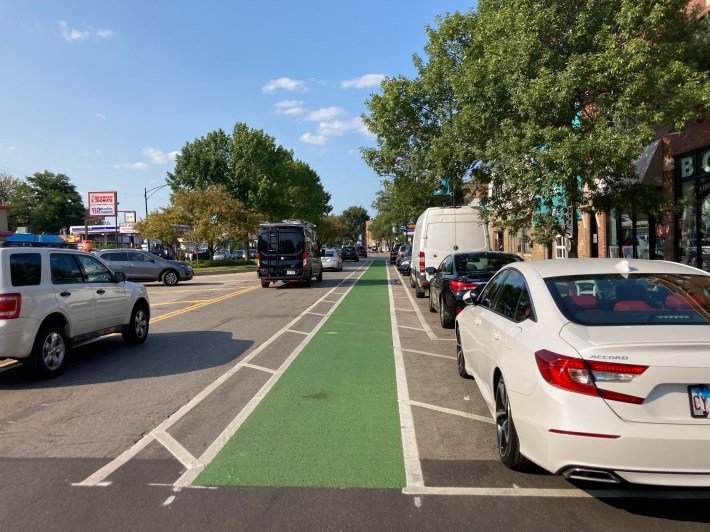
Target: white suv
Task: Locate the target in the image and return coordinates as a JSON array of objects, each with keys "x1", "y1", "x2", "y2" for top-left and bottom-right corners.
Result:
[{"x1": 0, "y1": 245, "x2": 150, "y2": 378}]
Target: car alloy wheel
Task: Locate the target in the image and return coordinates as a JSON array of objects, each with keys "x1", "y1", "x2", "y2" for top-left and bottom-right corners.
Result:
[
  {"x1": 440, "y1": 296, "x2": 454, "y2": 328},
  {"x1": 495, "y1": 376, "x2": 531, "y2": 470},
  {"x1": 163, "y1": 271, "x2": 179, "y2": 286},
  {"x1": 456, "y1": 332, "x2": 471, "y2": 379}
]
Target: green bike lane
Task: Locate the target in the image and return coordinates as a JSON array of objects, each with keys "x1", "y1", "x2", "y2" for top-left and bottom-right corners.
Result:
[{"x1": 196, "y1": 259, "x2": 407, "y2": 488}]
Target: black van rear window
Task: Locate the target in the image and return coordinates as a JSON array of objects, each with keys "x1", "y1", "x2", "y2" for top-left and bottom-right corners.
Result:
[{"x1": 259, "y1": 229, "x2": 304, "y2": 255}]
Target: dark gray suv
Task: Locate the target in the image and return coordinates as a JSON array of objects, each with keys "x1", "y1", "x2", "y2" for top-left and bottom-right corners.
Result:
[{"x1": 93, "y1": 249, "x2": 194, "y2": 285}]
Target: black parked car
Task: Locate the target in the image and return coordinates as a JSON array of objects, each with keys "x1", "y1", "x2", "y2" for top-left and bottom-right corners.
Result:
[
  {"x1": 397, "y1": 248, "x2": 412, "y2": 275},
  {"x1": 341, "y1": 246, "x2": 359, "y2": 262},
  {"x1": 427, "y1": 251, "x2": 523, "y2": 328}
]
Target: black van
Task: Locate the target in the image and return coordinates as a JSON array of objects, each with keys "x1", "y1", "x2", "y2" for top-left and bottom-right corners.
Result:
[{"x1": 257, "y1": 220, "x2": 323, "y2": 288}]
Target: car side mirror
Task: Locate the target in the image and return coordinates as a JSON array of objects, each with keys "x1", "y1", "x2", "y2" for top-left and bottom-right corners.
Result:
[
  {"x1": 462, "y1": 290, "x2": 478, "y2": 306},
  {"x1": 425, "y1": 267, "x2": 437, "y2": 275},
  {"x1": 114, "y1": 271, "x2": 127, "y2": 282}
]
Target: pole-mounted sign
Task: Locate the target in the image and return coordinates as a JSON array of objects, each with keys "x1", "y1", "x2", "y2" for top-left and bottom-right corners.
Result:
[{"x1": 88, "y1": 192, "x2": 117, "y2": 217}]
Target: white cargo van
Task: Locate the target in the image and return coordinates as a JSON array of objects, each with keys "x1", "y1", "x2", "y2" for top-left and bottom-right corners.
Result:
[{"x1": 410, "y1": 203, "x2": 490, "y2": 298}]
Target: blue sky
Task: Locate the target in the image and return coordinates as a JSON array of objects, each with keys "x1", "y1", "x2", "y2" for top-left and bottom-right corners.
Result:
[{"x1": 0, "y1": 1, "x2": 475, "y2": 223}]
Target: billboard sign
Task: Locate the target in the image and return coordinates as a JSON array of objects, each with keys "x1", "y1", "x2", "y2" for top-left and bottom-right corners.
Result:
[
  {"x1": 119, "y1": 223, "x2": 136, "y2": 234},
  {"x1": 88, "y1": 192, "x2": 117, "y2": 217},
  {"x1": 124, "y1": 211, "x2": 136, "y2": 223}
]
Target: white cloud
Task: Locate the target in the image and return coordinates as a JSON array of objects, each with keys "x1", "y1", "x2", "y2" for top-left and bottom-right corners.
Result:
[
  {"x1": 341, "y1": 74, "x2": 386, "y2": 89},
  {"x1": 299, "y1": 133, "x2": 328, "y2": 146},
  {"x1": 262, "y1": 77, "x2": 308, "y2": 93},
  {"x1": 93, "y1": 112, "x2": 106, "y2": 120},
  {"x1": 143, "y1": 147, "x2": 178, "y2": 164},
  {"x1": 114, "y1": 162, "x2": 149, "y2": 170},
  {"x1": 58, "y1": 20, "x2": 114, "y2": 42},
  {"x1": 306, "y1": 107, "x2": 347, "y2": 122},
  {"x1": 274, "y1": 100, "x2": 305, "y2": 115},
  {"x1": 299, "y1": 117, "x2": 371, "y2": 147}
]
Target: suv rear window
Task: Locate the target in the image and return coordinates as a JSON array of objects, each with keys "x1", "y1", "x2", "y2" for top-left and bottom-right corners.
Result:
[
  {"x1": 103, "y1": 251, "x2": 128, "y2": 261},
  {"x1": 10, "y1": 253, "x2": 42, "y2": 286}
]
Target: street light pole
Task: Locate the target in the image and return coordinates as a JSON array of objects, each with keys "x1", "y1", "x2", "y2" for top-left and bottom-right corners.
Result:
[{"x1": 144, "y1": 183, "x2": 170, "y2": 218}]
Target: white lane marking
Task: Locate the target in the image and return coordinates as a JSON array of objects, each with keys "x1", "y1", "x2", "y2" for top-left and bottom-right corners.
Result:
[
  {"x1": 402, "y1": 348, "x2": 456, "y2": 361},
  {"x1": 241, "y1": 363, "x2": 279, "y2": 374},
  {"x1": 153, "y1": 431, "x2": 201, "y2": 469},
  {"x1": 285, "y1": 329, "x2": 310, "y2": 336},
  {"x1": 321, "y1": 300, "x2": 339, "y2": 304},
  {"x1": 403, "y1": 486, "x2": 710, "y2": 499},
  {"x1": 162, "y1": 495, "x2": 176, "y2": 506},
  {"x1": 395, "y1": 308, "x2": 416, "y2": 312},
  {"x1": 398, "y1": 325, "x2": 425, "y2": 331},
  {"x1": 387, "y1": 264, "x2": 425, "y2": 490},
  {"x1": 408, "y1": 400, "x2": 495, "y2": 425},
  {"x1": 414, "y1": 496, "x2": 422, "y2": 508},
  {"x1": 76, "y1": 262, "x2": 371, "y2": 488},
  {"x1": 173, "y1": 262, "x2": 371, "y2": 488},
  {"x1": 306, "y1": 312, "x2": 328, "y2": 317},
  {"x1": 394, "y1": 269, "x2": 450, "y2": 341}
]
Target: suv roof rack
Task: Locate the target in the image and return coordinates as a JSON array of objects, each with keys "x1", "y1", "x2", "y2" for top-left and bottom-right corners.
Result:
[{"x1": 2, "y1": 240, "x2": 78, "y2": 249}]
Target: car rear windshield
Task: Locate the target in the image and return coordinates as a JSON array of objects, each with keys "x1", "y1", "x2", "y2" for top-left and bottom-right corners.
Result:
[
  {"x1": 546, "y1": 273, "x2": 710, "y2": 325},
  {"x1": 258, "y1": 229, "x2": 304, "y2": 255},
  {"x1": 455, "y1": 253, "x2": 521, "y2": 274},
  {"x1": 324, "y1": 250, "x2": 336, "y2": 257}
]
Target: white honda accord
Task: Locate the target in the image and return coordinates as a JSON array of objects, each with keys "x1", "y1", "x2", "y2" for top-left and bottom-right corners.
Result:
[{"x1": 455, "y1": 258, "x2": 710, "y2": 487}]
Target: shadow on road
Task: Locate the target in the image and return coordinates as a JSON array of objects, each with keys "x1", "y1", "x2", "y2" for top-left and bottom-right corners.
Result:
[{"x1": 0, "y1": 331, "x2": 253, "y2": 389}]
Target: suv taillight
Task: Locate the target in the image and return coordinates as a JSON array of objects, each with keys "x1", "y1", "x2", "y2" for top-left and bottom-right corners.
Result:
[
  {"x1": 302, "y1": 252, "x2": 308, "y2": 268},
  {"x1": 256, "y1": 252, "x2": 261, "y2": 268},
  {"x1": 419, "y1": 251, "x2": 425, "y2": 273},
  {"x1": 535, "y1": 350, "x2": 647, "y2": 404},
  {"x1": 0, "y1": 293, "x2": 21, "y2": 319}
]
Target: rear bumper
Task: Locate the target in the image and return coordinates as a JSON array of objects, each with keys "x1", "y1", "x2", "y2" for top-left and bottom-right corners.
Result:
[
  {"x1": 511, "y1": 385, "x2": 710, "y2": 487},
  {"x1": 258, "y1": 268, "x2": 309, "y2": 282}
]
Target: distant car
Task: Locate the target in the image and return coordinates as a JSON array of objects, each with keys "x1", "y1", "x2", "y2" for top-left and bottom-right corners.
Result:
[
  {"x1": 320, "y1": 248, "x2": 343, "y2": 271},
  {"x1": 397, "y1": 249, "x2": 412, "y2": 275},
  {"x1": 231, "y1": 250, "x2": 245, "y2": 260},
  {"x1": 356, "y1": 246, "x2": 367, "y2": 258},
  {"x1": 93, "y1": 249, "x2": 194, "y2": 286},
  {"x1": 395, "y1": 243, "x2": 412, "y2": 267},
  {"x1": 0, "y1": 245, "x2": 150, "y2": 378},
  {"x1": 428, "y1": 251, "x2": 523, "y2": 328},
  {"x1": 248, "y1": 248, "x2": 256, "y2": 259},
  {"x1": 213, "y1": 250, "x2": 229, "y2": 260},
  {"x1": 390, "y1": 243, "x2": 404, "y2": 264},
  {"x1": 341, "y1": 246, "x2": 359, "y2": 262},
  {"x1": 456, "y1": 258, "x2": 710, "y2": 487}
]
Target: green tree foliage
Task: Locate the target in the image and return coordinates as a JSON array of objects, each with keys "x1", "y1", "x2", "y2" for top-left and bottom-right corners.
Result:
[
  {"x1": 167, "y1": 122, "x2": 331, "y2": 226},
  {"x1": 365, "y1": 1, "x2": 710, "y2": 256},
  {"x1": 9, "y1": 171, "x2": 86, "y2": 233},
  {"x1": 316, "y1": 215, "x2": 345, "y2": 247},
  {"x1": 136, "y1": 185, "x2": 260, "y2": 259},
  {"x1": 340, "y1": 206, "x2": 370, "y2": 244},
  {"x1": 0, "y1": 173, "x2": 21, "y2": 205}
]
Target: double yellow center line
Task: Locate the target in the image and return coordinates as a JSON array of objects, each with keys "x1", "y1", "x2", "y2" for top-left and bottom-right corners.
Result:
[{"x1": 151, "y1": 285, "x2": 260, "y2": 323}]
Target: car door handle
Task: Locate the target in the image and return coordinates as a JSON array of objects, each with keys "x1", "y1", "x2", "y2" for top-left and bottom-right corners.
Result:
[
  {"x1": 490, "y1": 330, "x2": 500, "y2": 340},
  {"x1": 96, "y1": 289, "x2": 105, "y2": 295},
  {"x1": 60, "y1": 291, "x2": 71, "y2": 297}
]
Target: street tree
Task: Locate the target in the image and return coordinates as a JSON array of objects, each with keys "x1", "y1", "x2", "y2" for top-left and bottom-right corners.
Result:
[
  {"x1": 340, "y1": 206, "x2": 370, "y2": 244},
  {"x1": 316, "y1": 215, "x2": 345, "y2": 247},
  {"x1": 9, "y1": 171, "x2": 85, "y2": 233},
  {"x1": 0, "y1": 173, "x2": 21, "y2": 205},
  {"x1": 456, "y1": 0, "x2": 710, "y2": 254},
  {"x1": 167, "y1": 122, "x2": 331, "y2": 225}
]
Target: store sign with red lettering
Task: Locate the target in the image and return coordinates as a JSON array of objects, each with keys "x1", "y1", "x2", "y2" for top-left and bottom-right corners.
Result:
[{"x1": 88, "y1": 192, "x2": 117, "y2": 217}]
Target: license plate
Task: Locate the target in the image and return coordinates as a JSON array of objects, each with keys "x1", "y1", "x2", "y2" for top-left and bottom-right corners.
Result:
[
  {"x1": 287, "y1": 270, "x2": 296, "y2": 276},
  {"x1": 688, "y1": 385, "x2": 710, "y2": 418}
]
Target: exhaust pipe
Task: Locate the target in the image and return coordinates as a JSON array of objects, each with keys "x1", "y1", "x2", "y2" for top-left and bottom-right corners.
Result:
[{"x1": 561, "y1": 467, "x2": 622, "y2": 484}]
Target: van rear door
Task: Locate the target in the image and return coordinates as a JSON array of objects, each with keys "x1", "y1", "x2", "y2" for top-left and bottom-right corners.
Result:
[{"x1": 258, "y1": 226, "x2": 305, "y2": 278}]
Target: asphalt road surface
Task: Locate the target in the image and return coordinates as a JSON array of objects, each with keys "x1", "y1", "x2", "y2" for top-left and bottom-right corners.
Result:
[{"x1": 1, "y1": 257, "x2": 709, "y2": 531}]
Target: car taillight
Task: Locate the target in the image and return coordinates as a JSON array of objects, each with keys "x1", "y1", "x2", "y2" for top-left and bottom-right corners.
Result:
[
  {"x1": 302, "y1": 252, "x2": 308, "y2": 268},
  {"x1": 534, "y1": 349, "x2": 647, "y2": 404},
  {"x1": 256, "y1": 252, "x2": 261, "y2": 268},
  {"x1": 450, "y1": 280, "x2": 479, "y2": 292},
  {"x1": 419, "y1": 251, "x2": 425, "y2": 273},
  {"x1": 0, "y1": 293, "x2": 21, "y2": 319}
]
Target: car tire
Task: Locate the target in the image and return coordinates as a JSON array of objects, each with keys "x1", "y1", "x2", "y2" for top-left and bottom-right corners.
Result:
[
  {"x1": 415, "y1": 278, "x2": 425, "y2": 299},
  {"x1": 25, "y1": 320, "x2": 67, "y2": 379},
  {"x1": 123, "y1": 302, "x2": 149, "y2": 345},
  {"x1": 495, "y1": 376, "x2": 532, "y2": 471},
  {"x1": 304, "y1": 273, "x2": 312, "y2": 287},
  {"x1": 428, "y1": 290, "x2": 436, "y2": 313},
  {"x1": 440, "y1": 295, "x2": 454, "y2": 328},
  {"x1": 410, "y1": 274, "x2": 416, "y2": 288},
  {"x1": 316, "y1": 269, "x2": 323, "y2": 282},
  {"x1": 456, "y1": 331, "x2": 472, "y2": 379},
  {"x1": 162, "y1": 270, "x2": 179, "y2": 286},
  {"x1": 261, "y1": 281, "x2": 270, "y2": 288}
]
